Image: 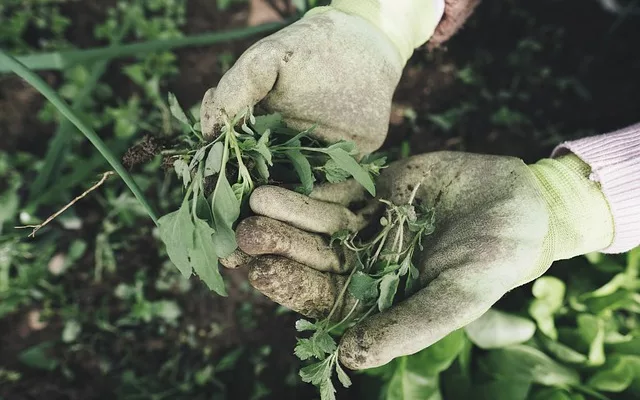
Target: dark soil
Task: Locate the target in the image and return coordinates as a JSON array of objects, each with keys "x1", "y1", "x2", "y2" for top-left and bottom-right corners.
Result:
[{"x1": 2, "y1": 0, "x2": 639, "y2": 399}]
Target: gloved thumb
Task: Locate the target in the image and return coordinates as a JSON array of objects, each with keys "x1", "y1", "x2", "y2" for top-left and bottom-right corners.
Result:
[{"x1": 200, "y1": 42, "x2": 282, "y2": 139}]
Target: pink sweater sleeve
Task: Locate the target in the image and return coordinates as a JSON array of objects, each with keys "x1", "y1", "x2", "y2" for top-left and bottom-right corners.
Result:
[{"x1": 552, "y1": 123, "x2": 640, "y2": 254}]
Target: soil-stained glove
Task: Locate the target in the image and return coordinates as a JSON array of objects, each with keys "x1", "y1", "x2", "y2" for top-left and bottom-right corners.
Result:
[
  {"x1": 233, "y1": 152, "x2": 614, "y2": 370},
  {"x1": 200, "y1": 1, "x2": 450, "y2": 154}
]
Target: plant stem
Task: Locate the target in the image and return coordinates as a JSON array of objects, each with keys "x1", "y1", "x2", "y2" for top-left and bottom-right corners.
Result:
[{"x1": 0, "y1": 50, "x2": 159, "y2": 225}]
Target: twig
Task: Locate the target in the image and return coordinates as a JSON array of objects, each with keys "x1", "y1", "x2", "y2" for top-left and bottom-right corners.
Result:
[{"x1": 16, "y1": 171, "x2": 115, "y2": 237}]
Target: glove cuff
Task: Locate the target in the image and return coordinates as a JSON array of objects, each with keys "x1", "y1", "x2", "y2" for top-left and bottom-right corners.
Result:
[
  {"x1": 528, "y1": 155, "x2": 614, "y2": 261},
  {"x1": 310, "y1": 0, "x2": 444, "y2": 64}
]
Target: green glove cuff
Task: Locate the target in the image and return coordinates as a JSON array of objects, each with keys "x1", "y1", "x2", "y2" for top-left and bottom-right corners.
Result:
[
  {"x1": 307, "y1": 0, "x2": 444, "y2": 64},
  {"x1": 529, "y1": 154, "x2": 614, "y2": 265}
]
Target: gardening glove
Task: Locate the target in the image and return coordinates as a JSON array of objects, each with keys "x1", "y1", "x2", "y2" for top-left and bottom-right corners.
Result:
[
  {"x1": 200, "y1": 0, "x2": 465, "y2": 154},
  {"x1": 233, "y1": 151, "x2": 614, "y2": 369}
]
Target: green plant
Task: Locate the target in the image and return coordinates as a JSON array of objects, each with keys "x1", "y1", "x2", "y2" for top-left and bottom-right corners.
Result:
[
  {"x1": 294, "y1": 188, "x2": 435, "y2": 400},
  {"x1": 160, "y1": 96, "x2": 384, "y2": 295}
]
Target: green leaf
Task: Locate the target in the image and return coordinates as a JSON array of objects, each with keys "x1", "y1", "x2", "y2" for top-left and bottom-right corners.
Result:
[
  {"x1": 254, "y1": 129, "x2": 273, "y2": 165},
  {"x1": 158, "y1": 200, "x2": 194, "y2": 278},
  {"x1": 327, "y1": 141, "x2": 356, "y2": 154},
  {"x1": 299, "y1": 358, "x2": 332, "y2": 385},
  {"x1": 540, "y1": 336, "x2": 588, "y2": 364},
  {"x1": 464, "y1": 309, "x2": 536, "y2": 349},
  {"x1": 348, "y1": 271, "x2": 379, "y2": 303},
  {"x1": 588, "y1": 357, "x2": 634, "y2": 392},
  {"x1": 409, "y1": 329, "x2": 467, "y2": 376},
  {"x1": 295, "y1": 338, "x2": 321, "y2": 361},
  {"x1": 211, "y1": 174, "x2": 239, "y2": 257},
  {"x1": 189, "y1": 218, "x2": 227, "y2": 296},
  {"x1": 378, "y1": 274, "x2": 399, "y2": 312},
  {"x1": 320, "y1": 380, "x2": 337, "y2": 400},
  {"x1": 295, "y1": 319, "x2": 317, "y2": 332},
  {"x1": 474, "y1": 379, "x2": 531, "y2": 400},
  {"x1": 529, "y1": 276, "x2": 565, "y2": 339},
  {"x1": 294, "y1": 331, "x2": 336, "y2": 361},
  {"x1": 335, "y1": 361, "x2": 352, "y2": 388},
  {"x1": 313, "y1": 330, "x2": 338, "y2": 355},
  {"x1": 479, "y1": 344, "x2": 580, "y2": 387},
  {"x1": 168, "y1": 92, "x2": 193, "y2": 126},
  {"x1": 385, "y1": 357, "x2": 440, "y2": 400},
  {"x1": 254, "y1": 154, "x2": 270, "y2": 180},
  {"x1": 324, "y1": 148, "x2": 375, "y2": 196},
  {"x1": 322, "y1": 159, "x2": 351, "y2": 184},
  {"x1": 204, "y1": 142, "x2": 224, "y2": 177},
  {"x1": 285, "y1": 148, "x2": 315, "y2": 194},
  {"x1": 252, "y1": 113, "x2": 284, "y2": 133},
  {"x1": 530, "y1": 388, "x2": 575, "y2": 400},
  {"x1": 577, "y1": 314, "x2": 605, "y2": 366},
  {"x1": 173, "y1": 158, "x2": 191, "y2": 188},
  {"x1": 18, "y1": 342, "x2": 59, "y2": 371}
]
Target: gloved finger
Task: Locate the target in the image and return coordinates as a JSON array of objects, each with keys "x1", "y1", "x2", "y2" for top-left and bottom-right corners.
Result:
[
  {"x1": 200, "y1": 41, "x2": 282, "y2": 139},
  {"x1": 236, "y1": 216, "x2": 349, "y2": 273},
  {"x1": 248, "y1": 255, "x2": 356, "y2": 319},
  {"x1": 338, "y1": 266, "x2": 507, "y2": 370},
  {"x1": 309, "y1": 180, "x2": 368, "y2": 206},
  {"x1": 249, "y1": 185, "x2": 369, "y2": 235},
  {"x1": 219, "y1": 248, "x2": 253, "y2": 269}
]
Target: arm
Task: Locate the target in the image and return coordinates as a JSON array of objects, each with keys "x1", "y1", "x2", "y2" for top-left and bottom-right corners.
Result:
[{"x1": 552, "y1": 123, "x2": 640, "y2": 253}]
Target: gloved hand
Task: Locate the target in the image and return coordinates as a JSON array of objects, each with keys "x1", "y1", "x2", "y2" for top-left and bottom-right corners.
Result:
[
  {"x1": 199, "y1": 1, "x2": 450, "y2": 154},
  {"x1": 231, "y1": 151, "x2": 614, "y2": 369}
]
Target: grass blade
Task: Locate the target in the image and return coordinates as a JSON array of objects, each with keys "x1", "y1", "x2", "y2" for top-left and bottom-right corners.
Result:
[
  {"x1": 29, "y1": 15, "x2": 134, "y2": 199},
  {"x1": 0, "y1": 50, "x2": 159, "y2": 225},
  {"x1": 0, "y1": 21, "x2": 291, "y2": 72}
]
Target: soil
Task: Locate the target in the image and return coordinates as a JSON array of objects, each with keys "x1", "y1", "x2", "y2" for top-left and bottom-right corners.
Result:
[{"x1": 1, "y1": 0, "x2": 639, "y2": 399}]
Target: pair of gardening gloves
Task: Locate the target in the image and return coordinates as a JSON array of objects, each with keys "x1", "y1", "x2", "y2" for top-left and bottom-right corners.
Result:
[{"x1": 199, "y1": 0, "x2": 615, "y2": 370}]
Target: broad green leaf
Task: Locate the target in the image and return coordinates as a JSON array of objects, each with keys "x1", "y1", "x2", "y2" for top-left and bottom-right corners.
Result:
[
  {"x1": 479, "y1": 344, "x2": 580, "y2": 387},
  {"x1": 18, "y1": 342, "x2": 59, "y2": 371},
  {"x1": 211, "y1": 174, "x2": 239, "y2": 257},
  {"x1": 285, "y1": 148, "x2": 315, "y2": 194},
  {"x1": 540, "y1": 336, "x2": 588, "y2": 364},
  {"x1": 529, "y1": 276, "x2": 566, "y2": 339},
  {"x1": 465, "y1": 309, "x2": 536, "y2": 349},
  {"x1": 189, "y1": 218, "x2": 227, "y2": 296},
  {"x1": 335, "y1": 362, "x2": 352, "y2": 388},
  {"x1": 294, "y1": 332, "x2": 336, "y2": 360},
  {"x1": 530, "y1": 388, "x2": 575, "y2": 400},
  {"x1": 378, "y1": 274, "x2": 399, "y2": 312},
  {"x1": 204, "y1": 142, "x2": 224, "y2": 177},
  {"x1": 409, "y1": 330, "x2": 467, "y2": 376},
  {"x1": 324, "y1": 148, "x2": 375, "y2": 196},
  {"x1": 167, "y1": 92, "x2": 193, "y2": 126},
  {"x1": 577, "y1": 314, "x2": 605, "y2": 366},
  {"x1": 588, "y1": 357, "x2": 634, "y2": 392},
  {"x1": 385, "y1": 357, "x2": 441, "y2": 400},
  {"x1": 348, "y1": 271, "x2": 379, "y2": 303},
  {"x1": 474, "y1": 379, "x2": 531, "y2": 400},
  {"x1": 158, "y1": 200, "x2": 194, "y2": 278}
]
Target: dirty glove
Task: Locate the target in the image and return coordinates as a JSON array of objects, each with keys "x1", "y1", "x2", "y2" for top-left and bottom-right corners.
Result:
[
  {"x1": 200, "y1": 0, "x2": 449, "y2": 154},
  {"x1": 233, "y1": 151, "x2": 614, "y2": 369}
]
